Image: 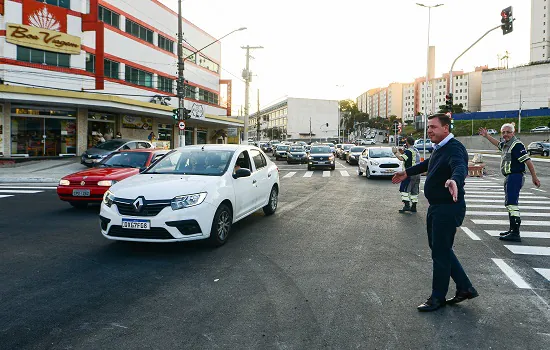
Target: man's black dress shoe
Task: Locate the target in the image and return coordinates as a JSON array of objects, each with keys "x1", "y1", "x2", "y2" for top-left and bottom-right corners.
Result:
[
  {"x1": 417, "y1": 297, "x2": 445, "y2": 312},
  {"x1": 446, "y1": 287, "x2": 479, "y2": 305}
]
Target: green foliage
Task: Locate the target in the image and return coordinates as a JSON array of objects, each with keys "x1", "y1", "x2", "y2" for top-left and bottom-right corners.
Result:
[
  {"x1": 452, "y1": 116, "x2": 550, "y2": 137},
  {"x1": 438, "y1": 103, "x2": 465, "y2": 114}
]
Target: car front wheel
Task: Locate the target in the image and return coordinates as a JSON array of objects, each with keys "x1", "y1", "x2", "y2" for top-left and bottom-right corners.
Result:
[
  {"x1": 544, "y1": 151, "x2": 549, "y2": 157},
  {"x1": 209, "y1": 204, "x2": 232, "y2": 247},
  {"x1": 263, "y1": 186, "x2": 278, "y2": 215},
  {"x1": 366, "y1": 167, "x2": 372, "y2": 179}
]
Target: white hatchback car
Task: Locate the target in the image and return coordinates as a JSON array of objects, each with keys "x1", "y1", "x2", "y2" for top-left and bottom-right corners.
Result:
[
  {"x1": 357, "y1": 147, "x2": 403, "y2": 178},
  {"x1": 99, "y1": 145, "x2": 280, "y2": 246}
]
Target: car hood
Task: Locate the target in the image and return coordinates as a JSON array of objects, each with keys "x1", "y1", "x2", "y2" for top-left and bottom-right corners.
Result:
[
  {"x1": 310, "y1": 153, "x2": 333, "y2": 157},
  {"x1": 350, "y1": 152, "x2": 363, "y2": 156},
  {"x1": 84, "y1": 147, "x2": 113, "y2": 156},
  {"x1": 289, "y1": 151, "x2": 306, "y2": 155},
  {"x1": 370, "y1": 157, "x2": 400, "y2": 164},
  {"x1": 63, "y1": 167, "x2": 140, "y2": 181},
  {"x1": 109, "y1": 174, "x2": 221, "y2": 200}
]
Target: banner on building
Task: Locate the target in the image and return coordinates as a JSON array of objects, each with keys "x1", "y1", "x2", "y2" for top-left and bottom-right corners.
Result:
[
  {"x1": 122, "y1": 115, "x2": 153, "y2": 130},
  {"x1": 6, "y1": 23, "x2": 81, "y2": 54}
]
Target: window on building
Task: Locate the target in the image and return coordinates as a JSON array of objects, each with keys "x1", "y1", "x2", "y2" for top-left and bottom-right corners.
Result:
[
  {"x1": 158, "y1": 35, "x2": 174, "y2": 53},
  {"x1": 158, "y1": 76, "x2": 174, "y2": 93},
  {"x1": 184, "y1": 84, "x2": 196, "y2": 98},
  {"x1": 125, "y1": 66, "x2": 153, "y2": 87},
  {"x1": 41, "y1": 0, "x2": 70, "y2": 8},
  {"x1": 125, "y1": 19, "x2": 154, "y2": 44},
  {"x1": 85, "y1": 52, "x2": 95, "y2": 73},
  {"x1": 98, "y1": 6, "x2": 120, "y2": 28},
  {"x1": 198, "y1": 55, "x2": 219, "y2": 73},
  {"x1": 17, "y1": 46, "x2": 69, "y2": 67},
  {"x1": 85, "y1": 54, "x2": 120, "y2": 79},
  {"x1": 182, "y1": 46, "x2": 196, "y2": 62}
]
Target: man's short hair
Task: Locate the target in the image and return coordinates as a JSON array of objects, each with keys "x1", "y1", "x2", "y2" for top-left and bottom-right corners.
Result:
[
  {"x1": 427, "y1": 113, "x2": 452, "y2": 128},
  {"x1": 406, "y1": 136, "x2": 415, "y2": 146},
  {"x1": 501, "y1": 123, "x2": 515, "y2": 133}
]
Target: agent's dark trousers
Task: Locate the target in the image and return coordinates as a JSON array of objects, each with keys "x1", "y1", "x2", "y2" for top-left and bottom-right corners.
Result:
[{"x1": 426, "y1": 202, "x2": 473, "y2": 301}]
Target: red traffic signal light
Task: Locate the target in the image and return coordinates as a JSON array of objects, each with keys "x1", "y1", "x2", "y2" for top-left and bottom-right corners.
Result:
[{"x1": 501, "y1": 6, "x2": 513, "y2": 35}]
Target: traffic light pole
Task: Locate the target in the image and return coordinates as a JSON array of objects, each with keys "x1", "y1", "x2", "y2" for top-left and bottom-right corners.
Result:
[{"x1": 177, "y1": 0, "x2": 185, "y2": 147}]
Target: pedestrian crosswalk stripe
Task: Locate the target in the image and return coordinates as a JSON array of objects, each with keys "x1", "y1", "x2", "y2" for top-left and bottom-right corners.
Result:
[
  {"x1": 340, "y1": 170, "x2": 349, "y2": 177},
  {"x1": 485, "y1": 231, "x2": 550, "y2": 239},
  {"x1": 468, "y1": 204, "x2": 550, "y2": 210},
  {"x1": 0, "y1": 195, "x2": 14, "y2": 199},
  {"x1": 533, "y1": 268, "x2": 550, "y2": 281},
  {"x1": 0, "y1": 189, "x2": 43, "y2": 194},
  {"x1": 464, "y1": 194, "x2": 543, "y2": 199},
  {"x1": 471, "y1": 219, "x2": 550, "y2": 226},
  {"x1": 466, "y1": 199, "x2": 550, "y2": 204},
  {"x1": 504, "y1": 245, "x2": 550, "y2": 256},
  {"x1": 464, "y1": 191, "x2": 535, "y2": 195},
  {"x1": 461, "y1": 227, "x2": 481, "y2": 240},
  {"x1": 303, "y1": 171, "x2": 313, "y2": 178},
  {"x1": 467, "y1": 211, "x2": 550, "y2": 217},
  {"x1": 532, "y1": 188, "x2": 547, "y2": 192},
  {"x1": 464, "y1": 185, "x2": 503, "y2": 188},
  {"x1": 283, "y1": 172, "x2": 296, "y2": 178},
  {"x1": 322, "y1": 171, "x2": 330, "y2": 177},
  {"x1": 492, "y1": 258, "x2": 532, "y2": 289},
  {"x1": 0, "y1": 186, "x2": 57, "y2": 190}
]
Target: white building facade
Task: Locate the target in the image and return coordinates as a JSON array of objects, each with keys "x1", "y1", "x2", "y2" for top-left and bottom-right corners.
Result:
[
  {"x1": 530, "y1": 0, "x2": 550, "y2": 63},
  {"x1": 250, "y1": 98, "x2": 338, "y2": 142},
  {"x1": 0, "y1": 0, "x2": 241, "y2": 158}
]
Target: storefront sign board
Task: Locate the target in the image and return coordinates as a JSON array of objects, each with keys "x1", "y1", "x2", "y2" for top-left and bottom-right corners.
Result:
[{"x1": 6, "y1": 23, "x2": 81, "y2": 55}]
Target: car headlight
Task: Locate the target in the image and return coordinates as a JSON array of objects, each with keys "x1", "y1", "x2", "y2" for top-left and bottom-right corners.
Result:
[
  {"x1": 329, "y1": 155, "x2": 335, "y2": 160},
  {"x1": 98, "y1": 180, "x2": 116, "y2": 187},
  {"x1": 171, "y1": 192, "x2": 207, "y2": 210},
  {"x1": 350, "y1": 155, "x2": 356, "y2": 159},
  {"x1": 309, "y1": 156, "x2": 314, "y2": 160},
  {"x1": 103, "y1": 190, "x2": 115, "y2": 207},
  {"x1": 59, "y1": 179, "x2": 70, "y2": 186},
  {"x1": 370, "y1": 161, "x2": 380, "y2": 166}
]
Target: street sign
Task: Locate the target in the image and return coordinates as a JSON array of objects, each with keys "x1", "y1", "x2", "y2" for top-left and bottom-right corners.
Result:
[{"x1": 178, "y1": 121, "x2": 186, "y2": 130}]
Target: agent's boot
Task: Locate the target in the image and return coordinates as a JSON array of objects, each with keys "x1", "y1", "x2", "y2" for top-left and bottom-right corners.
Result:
[
  {"x1": 500, "y1": 216, "x2": 521, "y2": 242},
  {"x1": 500, "y1": 213, "x2": 513, "y2": 236},
  {"x1": 399, "y1": 201, "x2": 411, "y2": 213},
  {"x1": 410, "y1": 202, "x2": 417, "y2": 213}
]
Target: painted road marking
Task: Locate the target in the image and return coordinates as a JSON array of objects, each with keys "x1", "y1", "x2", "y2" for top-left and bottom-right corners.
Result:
[
  {"x1": 467, "y1": 204, "x2": 550, "y2": 210},
  {"x1": 340, "y1": 170, "x2": 349, "y2": 177},
  {"x1": 283, "y1": 172, "x2": 296, "y2": 178},
  {"x1": 467, "y1": 211, "x2": 550, "y2": 217},
  {"x1": 322, "y1": 171, "x2": 331, "y2": 177},
  {"x1": 466, "y1": 199, "x2": 550, "y2": 204},
  {"x1": 471, "y1": 219, "x2": 550, "y2": 226},
  {"x1": 461, "y1": 227, "x2": 481, "y2": 240},
  {"x1": 0, "y1": 195, "x2": 14, "y2": 199},
  {"x1": 0, "y1": 186, "x2": 57, "y2": 190},
  {"x1": 464, "y1": 194, "x2": 542, "y2": 199},
  {"x1": 504, "y1": 245, "x2": 550, "y2": 256},
  {"x1": 533, "y1": 268, "x2": 550, "y2": 281},
  {"x1": 532, "y1": 188, "x2": 547, "y2": 192},
  {"x1": 492, "y1": 258, "x2": 531, "y2": 289},
  {"x1": 485, "y1": 230, "x2": 550, "y2": 239},
  {"x1": 303, "y1": 171, "x2": 313, "y2": 178},
  {"x1": 0, "y1": 190, "x2": 43, "y2": 194}
]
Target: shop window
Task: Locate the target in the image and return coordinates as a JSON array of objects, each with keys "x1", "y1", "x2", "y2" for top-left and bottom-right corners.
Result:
[
  {"x1": 158, "y1": 123, "x2": 172, "y2": 141},
  {"x1": 158, "y1": 76, "x2": 174, "y2": 93},
  {"x1": 197, "y1": 130, "x2": 208, "y2": 144},
  {"x1": 125, "y1": 19, "x2": 153, "y2": 44},
  {"x1": 17, "y1": 46, "x2": 70, "y2": 68},
  {"x1": 40, "y1": 0, "x2": 70, "y2": 9},
  {"x1": 125, "y1": 66, "x2": 153, "y2": 88},
  {"x1": 158, "y1": 35, "x2": 174, "y2": 53},
  {"x1": 98, "y1": 5, "x2": 120, "y2": 28}
]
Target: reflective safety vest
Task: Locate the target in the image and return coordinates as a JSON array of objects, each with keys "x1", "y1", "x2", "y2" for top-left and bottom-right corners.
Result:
[
  {"x1": 500, "y1": 139, "x2": 525, "y2": 176},
  {"x1": 401, "y1": 147, "x2": 420, "y2": 167}
]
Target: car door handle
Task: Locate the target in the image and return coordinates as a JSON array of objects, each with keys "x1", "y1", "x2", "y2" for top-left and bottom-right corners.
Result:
[
  {"x1": 268, "y1": 173, "x2": 272, "y2": 178},
  {"x1": 253, "y1": 180, "x2": 257, "y2": 184}
]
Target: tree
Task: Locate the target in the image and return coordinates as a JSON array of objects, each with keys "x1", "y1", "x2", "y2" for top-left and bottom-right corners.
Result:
[{"x1": 438, "y1": 103, "x2": 465, "y2": 114}]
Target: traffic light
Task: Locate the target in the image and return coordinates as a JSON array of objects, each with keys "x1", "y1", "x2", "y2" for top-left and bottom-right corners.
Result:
[
  {"x1": 501, "y1": 6, "x2": 513, "y2": 35},
  {"x1": 172, "y1": 108, "x2": 179, "y2": 120},
  {"x1": 445, "y1": 93, "x2": 453, "y2": 111},
  {"x1": 450, "y1": 117, "x2": 454, "y2": 130},
  {"x1": 183, "y1": 108, "x2": 192, "y2": 120}
]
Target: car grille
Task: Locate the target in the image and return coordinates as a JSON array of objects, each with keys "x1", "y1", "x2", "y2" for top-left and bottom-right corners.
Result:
[
  {"x1": 114, "y1": 199, "x2": 170, "y2": 217},
  {"x1": 379, "y1": 163, "x2": 400, "y2": 168},
  {"x1": 70, "y1": 180, "x2": 98, "y2": 186},
  {"x1": 107, "y1": 225, "x2": 173, "y2": 239}
]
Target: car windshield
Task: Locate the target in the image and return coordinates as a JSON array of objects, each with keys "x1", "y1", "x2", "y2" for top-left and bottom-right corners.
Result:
[
  {"x1": 310, "y1": 146, "x2": 331, "y2": 153},
  {"x1": 101, "y1": 152, "x2": 150, "y2": 168},
  {"x1": 145, "y1": 149, "x2": 234, "y2": 176},
  {"x1": 369, "y1": 149, "x2": 395, "y2": 158},
  {"x1": 343, "y1": 145, "x2": 352, "y2": 150},
  {"x1": 543, "y1": 143, "x2": 550, "y2": 147},
  {"x1": 290, "y1": 147, "x2": 304, "y2": 152},
  {"x1": 351, "y1": 147, "x2": 365, "y2": 152},
  {"x1": 94, "y1": 140, "x2": 126, "y2": 150},
  {"x1": 277, "y1": 146, "x2": 290, "y2": 150}
]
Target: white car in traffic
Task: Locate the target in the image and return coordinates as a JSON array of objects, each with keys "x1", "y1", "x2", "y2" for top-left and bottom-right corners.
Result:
[
  {"x1": 357, "y1": 147, "x2": 403, "y2": 178},
  {"x1": 99, "y1": 145, "x2": 280, "y2": 246}
]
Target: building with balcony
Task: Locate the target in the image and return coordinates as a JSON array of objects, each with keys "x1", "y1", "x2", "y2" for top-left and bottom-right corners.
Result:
[{"x1": 0, "y1": 0, "x2": 241, "y2": 158}]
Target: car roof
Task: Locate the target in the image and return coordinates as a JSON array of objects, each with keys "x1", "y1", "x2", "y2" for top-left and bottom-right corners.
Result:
[
  {"x1": 174, "y1": 144, "x2": 263, "y2": 152},
  {"x1": 113, "y1": 148, "x2": 168, "y2": 153}
]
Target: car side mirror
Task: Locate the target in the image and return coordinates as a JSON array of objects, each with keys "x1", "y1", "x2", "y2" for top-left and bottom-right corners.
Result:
[{"x1": 233, "y1": 168, "x2": 251, "y2": 179}]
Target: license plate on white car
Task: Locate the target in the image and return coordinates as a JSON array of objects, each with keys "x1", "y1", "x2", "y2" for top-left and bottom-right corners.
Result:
[
  {"x1": 383, "y1": 169, "x2": 396, "y2": 173},
  {"x1": 72, "y1": 189, "x2": 90, "y2": 196},
  {"x1": 122, "y1": 219, "x2": 150, "y2": 230}
]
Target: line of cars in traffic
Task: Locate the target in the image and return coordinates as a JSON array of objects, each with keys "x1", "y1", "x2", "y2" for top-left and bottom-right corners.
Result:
[{"x1": 57, "y1": 139, "x2": 281, "y2": 246}]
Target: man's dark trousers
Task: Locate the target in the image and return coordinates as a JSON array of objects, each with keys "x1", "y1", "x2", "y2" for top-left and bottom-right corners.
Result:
[{"x1": 426, "y1": 202, "x2": 473, "y2": 300}]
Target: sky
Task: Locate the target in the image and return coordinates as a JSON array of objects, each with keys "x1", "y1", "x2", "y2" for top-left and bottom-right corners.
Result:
[{"x1": 161, "y1": 0, "x2": 531, "y2": 114}]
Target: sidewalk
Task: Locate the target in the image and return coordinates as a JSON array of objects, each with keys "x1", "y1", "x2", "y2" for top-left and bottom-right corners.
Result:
[{"x1": 0, "y1": 157, "x2": 86, "y2": 184}]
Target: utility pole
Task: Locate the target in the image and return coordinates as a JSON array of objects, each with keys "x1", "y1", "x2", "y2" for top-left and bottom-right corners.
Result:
[
  {"x1": 177, "y1": 0, "x2": 185, "y2": 147},
  {"x1": 242, "y1": 45, "x2": 263, "y2": 143},
  {"x1": 518, "y1": 90, "x2": 522, "y2": 134},
  {"x1": 309, "y1": 117, "x2": 312, "y2": 144}
]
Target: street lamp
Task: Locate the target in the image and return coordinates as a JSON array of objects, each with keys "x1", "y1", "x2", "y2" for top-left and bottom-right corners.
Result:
[{"x1": 416, "y1": 3, "x2": 443, "y2": 159}]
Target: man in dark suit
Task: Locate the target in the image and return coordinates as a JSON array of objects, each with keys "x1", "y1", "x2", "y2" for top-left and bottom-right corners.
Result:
[{"x1": 392, "y1": 113, "x2": 478, "y2": 312}]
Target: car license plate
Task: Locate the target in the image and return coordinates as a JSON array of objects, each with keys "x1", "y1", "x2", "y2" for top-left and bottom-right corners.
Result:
[
  {"x1": 72, "y1": 189, "x2": 90, "y2": 196},
  {"x1": 383, "y1": 169, "x2": 396, "y2": 173},
  {"x1": 121, "y1": 219, "x2": 150, "y2": 230},
  {"x1": 84, "y1": 159, "x2": 93, "y2": 164}
]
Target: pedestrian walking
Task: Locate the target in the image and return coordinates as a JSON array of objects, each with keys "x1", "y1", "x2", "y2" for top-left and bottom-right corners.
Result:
[
  {"x1": 115, "y1": 132, "x2": 122, "y2": 139},
  {"x1": 479, "y1": 124, "x2": 540, "y2": 242},
  {"x1": 392, "y1": 113, "x2": 477, "y2": 312},
  {"x1": 392, "y1": 136, "x2": 421, "y2": 213}
]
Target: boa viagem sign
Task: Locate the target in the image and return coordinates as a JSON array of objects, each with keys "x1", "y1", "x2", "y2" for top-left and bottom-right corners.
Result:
[
  {"x1": 23, "y1": 0, "x2": 68, "y2": 33},
  {"x1": 6, "y1": 23, "x2": 81, "y2": 54}
]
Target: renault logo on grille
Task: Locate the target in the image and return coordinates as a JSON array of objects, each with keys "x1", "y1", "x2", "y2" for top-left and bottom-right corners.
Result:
[
  {"x1": 133, "y1": 198, "x2": 144, "y2": 212},
  {"x1": 80, "y1": 181, "x2": 85, "y2": 186}
]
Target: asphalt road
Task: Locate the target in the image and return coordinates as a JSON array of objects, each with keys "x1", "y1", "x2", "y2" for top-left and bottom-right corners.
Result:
[{"x1": 1, "y1": 153, "x2": 549, "y2": 349}]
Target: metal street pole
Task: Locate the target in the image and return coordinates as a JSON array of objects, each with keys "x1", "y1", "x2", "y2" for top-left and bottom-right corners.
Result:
[
  {"x1": 177, "y1": 0, "x2": 185, "y2": 148},
  {"x1": 242, "y1": 46, "x2": 263, "y2": 143},
  {"x1": 417, "y1": 3, "x2": 443, "y2": 159},
  {"x1": 518, "y1": 90, "x2": 522, "y2": 133}
]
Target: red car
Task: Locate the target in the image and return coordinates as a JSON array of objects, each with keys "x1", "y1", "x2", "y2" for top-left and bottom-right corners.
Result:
[{"x1": 57, "y1": 149, "x2": 169, "y2": 208}]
